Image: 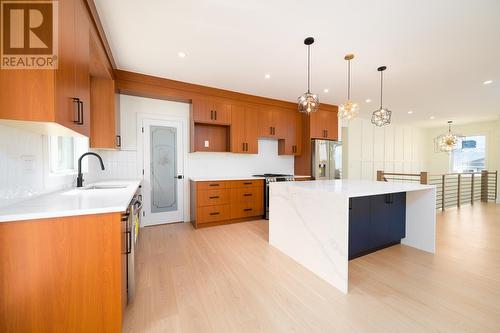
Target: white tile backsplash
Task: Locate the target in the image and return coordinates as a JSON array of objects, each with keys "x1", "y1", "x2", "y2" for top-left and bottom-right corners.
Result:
[
  {"x1": 0, "y1": 124, "x2": 77, "y2": 208},
  {"x1": 86, "y1": 150, "x2": 138, "y2": 182}
]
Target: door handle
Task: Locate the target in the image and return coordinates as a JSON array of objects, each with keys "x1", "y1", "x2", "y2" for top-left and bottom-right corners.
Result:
[
  {"x1": 125, "y1": 230, "x2": 132, "y2": 254},
  {"x1": 175, "y1": 175, "x2": 184, "y2": 179},
  {"x1": 116, "y1": 135, "x2": 121, "y2": 147}
]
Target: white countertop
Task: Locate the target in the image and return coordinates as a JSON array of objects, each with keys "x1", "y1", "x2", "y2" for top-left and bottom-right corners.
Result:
[
  {"x1": 190, "y1": 176, "x2": 265, "y2": 181},
  {"x1": 0, "y1": 180, "x2": 141, "y2": 223},
  {"x1": 271, "y1": 179, "x2": 435, "y2": 197}
]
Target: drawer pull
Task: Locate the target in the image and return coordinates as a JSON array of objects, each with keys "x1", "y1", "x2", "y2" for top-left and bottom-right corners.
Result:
[
  {"x1": 243, "y1": 182, "x2": 252, "y2": 185},
  {"x1": 244, "y1": 208, "x2": 253, "y2": 212},
  {"x1": 243, "y1": 193, "x2": 252, "y2": 197},
  {"x1": 210, "y1": 212, "x2": 220, "y2": 215},
  {"x1": 209, "y1": 184, "x2": 220, "y2": 187},
  {"x1": 209, "y1": 196, "x2": 220, "y2": 199}
]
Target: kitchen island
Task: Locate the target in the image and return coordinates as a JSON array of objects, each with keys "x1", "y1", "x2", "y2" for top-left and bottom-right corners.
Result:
[{"x1": 269, "y1": 180, "x2": 436, "y2": 294}]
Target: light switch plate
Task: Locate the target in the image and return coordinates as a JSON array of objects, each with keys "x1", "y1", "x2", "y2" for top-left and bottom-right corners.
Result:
[{"x1": 204, "y1": 140, "x2": 209, "y2": 148}]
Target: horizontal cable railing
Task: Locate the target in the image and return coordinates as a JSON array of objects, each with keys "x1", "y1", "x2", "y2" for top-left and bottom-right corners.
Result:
[{"x1": 377, "y1": 170, "x2": 498, "y2": 210}]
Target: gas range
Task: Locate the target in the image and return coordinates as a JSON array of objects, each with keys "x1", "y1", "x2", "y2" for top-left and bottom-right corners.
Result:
[
  {"x1": 253, "y1": 174, "x2": 294, "y2": 219},
  {"x1": 253, "y1": 174, "x2": 295, "y2": 183}
]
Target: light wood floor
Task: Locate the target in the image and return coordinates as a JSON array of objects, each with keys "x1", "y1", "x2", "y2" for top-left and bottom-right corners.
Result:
[{"x1": 124, "y1": 203, "x2": 500, "y2": 333}]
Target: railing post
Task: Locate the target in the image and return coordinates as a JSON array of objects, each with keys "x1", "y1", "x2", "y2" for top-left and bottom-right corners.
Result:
[
  {"x1": 442, "y1": 174, "x2": 446, "y2": 210},
  {"x1": 471, "y1": 173, "x2": 474, "y2": 205},
  {"x1": 481, "y1": 170, "x2": 488, "y2": 202},
  {"x1": 420, "y1": 171, "x2": 428, "y2": 184},
  {"x1": 377, "y1": 170, "x2": 384, "y2": 182},
  {"x1": 457, "y1": 174, "x2": 461, "y2": 207},
  {"x1": 495, "y1": 171, "x2": 498, "y2": 202}
]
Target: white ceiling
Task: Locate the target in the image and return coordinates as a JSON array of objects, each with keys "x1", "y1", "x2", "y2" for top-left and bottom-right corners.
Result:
[{"x1": 94, "y1": 0, "x2": 500, "y2": 127}]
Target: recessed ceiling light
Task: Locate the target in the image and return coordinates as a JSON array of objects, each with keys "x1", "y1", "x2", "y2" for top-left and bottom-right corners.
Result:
[
  {"x1": 408, "y1": 110, "x2": 413, "y2": 114},
  {"x1": 323, "y1": 88, "x2": 329, "y2": 93},
  {"x1": 178, "y1": 51, "x2": 186, "y2": 58},
  {"x1": 264, "y1": 74, "x2": 271, "y2": 79},
  {"x1": 483, "y1": 80, "x2": 493, "y2": 85},
  {"x1": 430, "y1": 116, "x2": 435, "y2": 120},
  {"x1": 365, "y1": 99, "x2": 371, "y2": 103}
]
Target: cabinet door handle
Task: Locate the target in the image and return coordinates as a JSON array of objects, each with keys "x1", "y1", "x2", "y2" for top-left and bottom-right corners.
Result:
[
  {"x1": 273, "y1": 127, "x2": 276, "y2": 135},
  {"x1": 72, "y1": 98, "x2": 80, "y2": 124},
  {"x1": 78, "y1": 100, "x2": 84, "y2": 125},
  {"x1": 209, "y1": 184, "x2": 220, "y2": 187},
  {"x1": 242, "y1": 142, "x2": 245, "y2": 151},
  {"x1": 215, "y1": 110, "x2": 217, "y2": 120},
  {"x1": 210, "y1": 212, "x2": 220, "y2": 216},
  {"x1": 270, "y1": 126, "x2": 273, "y2": 135},
  {"x1": 116, "y1": 135, "x2": 121, "y2": 147},
  {"x1": 243, "y1": 193, "x2": 252, "y2": 197},
  {"x1": 210, "y1": 110, "x2": 214, "y2": 120},
  {"x1": 244, "y1": 208, "x2": 253, "y2": 212},
  {"x1": 246, "y1": 143, "x2": 249, "y2": 151},
  {"x1": 243, "y1": 182, "x2": 252, "y2": 185},
  {"x1": 209, "y1": 196, "x2": 219, "y2": 199},
  {"x1": 325, "y1": 130, "x2": 328, "y2": 138}
]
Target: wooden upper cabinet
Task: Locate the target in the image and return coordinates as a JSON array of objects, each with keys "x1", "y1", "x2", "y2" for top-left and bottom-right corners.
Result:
[
  {"x1": 193, "y1": 97, "x2": 231, "y2": 125},
  {"x1": 90, "y1": 78, "x2": 116, "y2": 149},
  {"x1": 310, "y1": 108, "x2": 338, "y2": 140},
  {"x1": 0, "y1": 0, "x2": 92, "y2": 137},
  {"x1": 259, "y1": 107, "x2": 288, "y2": 138},
  {"x1": 230, "y1": 104, "x2": 259, "y2": 154},
  {"x1": 278, "y1": 110, "x2": 302, "y2": 156},
  {"x1": 54, "y1": 0, "x2": 91, "y2": 137}
]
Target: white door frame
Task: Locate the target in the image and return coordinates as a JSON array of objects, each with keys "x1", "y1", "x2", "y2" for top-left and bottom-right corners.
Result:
[{"x1": 136, "y1": 112, "x2": 190, "y2": 225}]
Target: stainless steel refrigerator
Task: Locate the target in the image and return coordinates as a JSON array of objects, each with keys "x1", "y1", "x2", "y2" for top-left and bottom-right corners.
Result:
[{"x1": 311, "y1": 140, "x2": 342, "y2": 180}]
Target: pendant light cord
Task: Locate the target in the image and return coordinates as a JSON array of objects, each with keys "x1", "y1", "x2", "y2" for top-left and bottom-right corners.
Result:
[
  {"x1": 307, "y1": 45, "x2": 311, "y2": 93},
  {"x1": 347, "y1": 59, "x2": 351, "y2": 100},
  {"x1": 380, "y1": 70, "x2": 384, "y2": 109}
]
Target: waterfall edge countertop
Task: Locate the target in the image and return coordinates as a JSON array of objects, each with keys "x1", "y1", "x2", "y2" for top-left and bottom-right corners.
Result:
[{"x1": 0, "y1": 180, "x2": 141, "y2": 223}]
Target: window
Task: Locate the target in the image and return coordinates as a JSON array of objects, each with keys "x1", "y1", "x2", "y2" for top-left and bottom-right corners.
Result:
[
  {"x1": 451, "y1": 135, "x2": 486, "y2": 173},
  {"x1": 48, "y1": 136, "x2": 88, "y2": 174}
]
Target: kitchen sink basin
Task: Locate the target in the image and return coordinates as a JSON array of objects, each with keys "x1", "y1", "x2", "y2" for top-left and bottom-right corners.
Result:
[{"x1": 84, "y1": 184, "x2": 128, "y2": 190}]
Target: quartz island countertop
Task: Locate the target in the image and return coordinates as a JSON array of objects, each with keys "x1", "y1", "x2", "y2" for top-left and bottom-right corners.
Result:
[
  {"x1": 269, "y1": 179, "x2": 436, "y2": 294},
  {"x1": 0, "y1": 180, "x2": 141, "y2": 223}
]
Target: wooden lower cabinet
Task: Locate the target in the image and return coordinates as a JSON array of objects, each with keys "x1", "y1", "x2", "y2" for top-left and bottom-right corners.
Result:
[
  {"x1": 191, "y1": 179, "x2": 264, "y2": 228},
  {"x1": 0, "y1": 213, "x2": 124, "y2": 332}
]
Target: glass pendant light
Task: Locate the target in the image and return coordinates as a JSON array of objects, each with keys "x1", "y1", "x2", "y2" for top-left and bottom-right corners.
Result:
[
  {"x1": 371, "y1": 66, "x2": 392, "y2": 126},
  {"x1": 338, "y1": 54, "x2": 359, "y2": 121},
  {"x1": 434, "y1": 121, "x2": 464, "y2": 153},
  {"x1": 298, "y1": 37, "x2": 320, "y2": 114}
]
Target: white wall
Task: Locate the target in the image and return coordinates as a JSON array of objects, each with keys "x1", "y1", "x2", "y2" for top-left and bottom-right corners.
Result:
[
  {"x1": 0, "y1": 125, "x2": 87, "y2": 208},
  {"x1": 343, "y1": 118, "x2": 427, "y2": 180}
]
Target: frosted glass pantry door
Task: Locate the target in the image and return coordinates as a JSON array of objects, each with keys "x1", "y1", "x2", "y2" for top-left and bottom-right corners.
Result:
[{"x1": 142, "y1": 119, "x2": 184, "y2": 226}]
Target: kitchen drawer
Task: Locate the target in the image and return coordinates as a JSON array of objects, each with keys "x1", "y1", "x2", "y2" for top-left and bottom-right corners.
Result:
[
  {"x1": 230, "y1": 179, "x2": 263, "y2": 188},
  {"x1": 230, "y1": 187, "x2": 263, "y2": 204},
  {"x1": 198, "y1": 189, "x2": 230, "y2": 207},
  {"x1": 197, "y1": 181, "x2": 228, "y2": 190},
  {"x1": 198, "y1": 205, "x2": 230, "y2": 224},
  {"x1": 230, "y1": 202, "x2": 263, "y2": 219}
]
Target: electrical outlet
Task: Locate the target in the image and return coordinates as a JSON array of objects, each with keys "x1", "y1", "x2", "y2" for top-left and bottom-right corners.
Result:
[
  {"x1": 204, "y1": 140, "x2": 209, "y2": 148},
  {"x1": 21, "y1": 155, "x2": 36, "y2": 174}
]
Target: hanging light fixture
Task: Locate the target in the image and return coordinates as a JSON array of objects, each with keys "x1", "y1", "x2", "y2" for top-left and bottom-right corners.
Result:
[
  {"x1": 338, "y1": 54, "x2": 359, "y2": 121},
  {"x1": 371, "y1": 66, "x2": 392, "y2": 126},
  {"x1": 298, "y1": 37, "x2": 320, "y2": 114},
  {"x1": 434, "y1": 121, "x2": 464, "y2": 153}
]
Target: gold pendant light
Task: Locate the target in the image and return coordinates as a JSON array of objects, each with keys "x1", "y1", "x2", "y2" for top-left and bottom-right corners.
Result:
[
  {"x1": 338, "y1": 54, "x2": 359, "y2": 121},
  {"x1": 434, "y1": 121, "x2": 464, "y2": 153}
]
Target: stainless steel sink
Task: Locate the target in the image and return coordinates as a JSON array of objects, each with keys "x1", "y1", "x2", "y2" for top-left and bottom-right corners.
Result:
[{"x1": 84, "y1": 184, "x2": 128, "y2": 190}]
